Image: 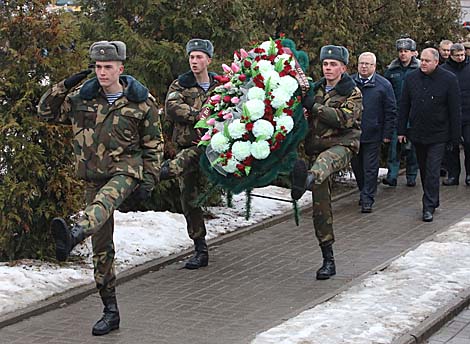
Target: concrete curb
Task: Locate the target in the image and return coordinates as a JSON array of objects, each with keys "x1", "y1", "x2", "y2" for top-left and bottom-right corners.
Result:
[
  {"x1": 392, "y1": 288, "x2": 470, "y2": 344},
  {"x1": 0, "y1": 188, "x2": 358, "y2": 330}
]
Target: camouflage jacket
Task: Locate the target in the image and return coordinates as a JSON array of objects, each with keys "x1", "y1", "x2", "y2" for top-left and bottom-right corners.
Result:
[
  {"x1": 38, "y1": 75, "x2": 164, "y2": 189},
  {"x1": 165, "y1": 70, "x2": 218, "y2": 148},
  {"x1": 304, "y1": 73, "x2": 362, "y2": 156}
]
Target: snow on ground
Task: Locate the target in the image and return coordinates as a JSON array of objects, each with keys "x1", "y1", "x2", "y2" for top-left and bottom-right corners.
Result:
[
  {"x1": 0, "y1": 186, "x2": 312, "y2": 317},
  {"x1": 252, "y1": 218, "x2": 470, "y2": 344}
]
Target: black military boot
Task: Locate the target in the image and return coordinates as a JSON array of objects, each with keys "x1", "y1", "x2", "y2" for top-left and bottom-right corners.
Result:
[
  {"x1": 291, "y1": 159, "x2": 314, "y2": 200},
  {"x1": 316, "y1": 244, "x2": 336, "y2": 280},
  {"x1": 50, "y1": 217, "x2": 87, "y2": 262},
  {"x1": 92, "y1": 295, "x2": 120, "y2": 336},
  {"x1": 184, "y1": 238, "x2": 209, "y2": 269}
]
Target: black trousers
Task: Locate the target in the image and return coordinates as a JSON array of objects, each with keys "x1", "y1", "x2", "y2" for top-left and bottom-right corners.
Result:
[
  {"x1": 446, "y1": 123, "x2": 470, "y2": 179},
  {"x1": 414, "y1": 142, "x2": 446, "y2": 212},
  {"x1": 351, "y1": 141, "x2": 381, "y2": 205}
]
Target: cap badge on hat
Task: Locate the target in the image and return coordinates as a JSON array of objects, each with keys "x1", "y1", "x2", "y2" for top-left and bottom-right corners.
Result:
[
  {"x1": 100, "y1": 49, "x2": 105, "y2": 55},
  {"x1": 328, "y1": 49, "x2": 332, "y2": 54}
]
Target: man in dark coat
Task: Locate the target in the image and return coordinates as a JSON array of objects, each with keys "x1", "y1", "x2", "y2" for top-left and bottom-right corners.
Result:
[
  {"x1": 398, "y1": 48, "x2": 461, "y2": 222},
  {"x1": 383, "y1": 38, "x2": 420, "y2": 187},
  {"x1": 440, "y1": 43, "x2": 470, "y2": 186},
  {"x1": 351, "y1": 52, "x2": 397, "y2": 213}
]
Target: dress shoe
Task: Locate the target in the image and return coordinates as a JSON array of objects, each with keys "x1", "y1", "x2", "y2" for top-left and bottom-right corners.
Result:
[
  {"x1": 406, "y1": 179, "x2": 416, "y2": 187},
  {"x1": 465, "y1": 175, "x2": 470, "y2": 186},
  {"x1": 382, "y1": 177, "x2": 397, "y2": 187},
  {"x1": 422, "y1": 211, "x2": 433, "y2": 222},
  {"x1": 442, "y1": 177, "x2": 459, "y2": 186},
  {"x1": 361, "y1": 203, "x2": 373, "y2": 213}
]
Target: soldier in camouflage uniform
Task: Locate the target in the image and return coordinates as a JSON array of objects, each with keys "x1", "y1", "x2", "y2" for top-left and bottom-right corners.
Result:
[
  {"x1": 164, "y1": 39, "x2": 218, "y2": 269},
  {"x1": 291, "y1": 45, "x2": 362, "y2": 280},
  {"x1": 38, "y1": 41, "x2": 163, "y2": 336}
]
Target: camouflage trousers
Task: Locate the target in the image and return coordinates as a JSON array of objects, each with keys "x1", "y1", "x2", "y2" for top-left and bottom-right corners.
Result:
[
  {"x1": 165, "y1": 146, "x2": 202, "y2": 179},
  {"x1": 308, "y1": 145, "x2": 353, "y2": 246},
  {"x1": 173, "y1": 146, "x2": 206, "y2": 240},
  {"x1": 78, "y1": 175, "x2": 138, "y2": 298}
]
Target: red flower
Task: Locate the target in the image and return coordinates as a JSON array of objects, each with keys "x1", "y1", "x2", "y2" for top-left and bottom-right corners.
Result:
[
  {"x1": 217, "y1": 111, "x2": 224, "y2": 118},
  {"x1": 223, "y1": 95, "x2": 232, "y2": 103},
  {"x1": 226, "y1": 151, "x2": 232, "y2": 159},
  {"x1": 253, "y1": 75, "x2": 265, "y2": 89},
  {"x1": 243, "y1": 59, "x2": 252, "y2": 68},
  {"x1": 275, "y1": 132, "x2": 285, "y2": 141},
  {"x1": 245, "y1": 122, "x2": 254, "y2": 131},
  {"x1": 243, "y1": 156, "x2": 254, "y2": 166},
  {"x1": 212, "y1": 128, "x2": 219, "y2": 134},
  {"x1": 236, "y1": 164, "x2": 245, "y2": 172},
  {"x1": 239, "y1": 74, "x2": 247, "y2": 82},
  {"x1": 254, "y1": 47, "x2": 265, "y2": 54},
  {"x1": 286, "y1": 99, "x2": 295, "y2": 107},
  {"x1": 214, "y1": 75, "x2": 230, "y2": 83},
  {"x1": 283, "y1": 108, "x2": 293, "y2": 116}
]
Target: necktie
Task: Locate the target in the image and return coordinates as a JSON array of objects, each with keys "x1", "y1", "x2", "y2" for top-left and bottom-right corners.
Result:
[{"x1": 360, "y1": 78, "x2": 368, "y2": 84}]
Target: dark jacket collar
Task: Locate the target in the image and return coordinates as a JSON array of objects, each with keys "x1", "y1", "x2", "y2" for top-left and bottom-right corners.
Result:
[
  {"x1": 445, "y1": 56, "x2": 470, "y2": 70},
  {"x1": 80, "y1": 75, "x2": 149, "y2": 103},
  {"x1": 178, "y1": 70, "x2": 218, "y2": 88},
  {"x1": 388, "y1": 56, "x2": 420, "y2": 70},
  {"x1": 314, "y1": 72, "x2": 356, "y2": 96}
]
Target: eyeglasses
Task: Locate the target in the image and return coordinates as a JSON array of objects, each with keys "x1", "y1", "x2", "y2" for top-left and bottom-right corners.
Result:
[{"x1": 358, "y1": 62, "x2": 374, "y2": 66}]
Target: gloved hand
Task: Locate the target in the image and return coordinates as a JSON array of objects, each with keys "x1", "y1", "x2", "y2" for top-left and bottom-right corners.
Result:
[
  {"x1": 301, "y1": 95, "x2": 315, "y2": 111},
  {"x1": 64, "y1": 69, "x2": 92, "y2": 90},
  {"x1": 134, "y1": 185, "x2": 153, "y2": 201}
]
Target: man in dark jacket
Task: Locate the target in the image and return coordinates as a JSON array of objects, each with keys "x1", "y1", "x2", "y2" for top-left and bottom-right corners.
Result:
[
  {"x1": 440, "y1": 43, "x2": 470, "y2": 186},
  {"x1": 398, "y1": 48, "x2": 461, "y2": 222},
  {"x1": 351, "y1": 52, "x2": 397, "y2": 213},
  {"x1": 291, "y1": 45, "x2": 362, "y2": 280},
  {"x1": 383, "y1": 38, "x2": 420, "y2": 187}
]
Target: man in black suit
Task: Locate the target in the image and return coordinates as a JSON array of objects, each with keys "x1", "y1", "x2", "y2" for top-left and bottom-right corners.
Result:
[{"x1": 398, "y1": 48, "x2": 461, "y2": 222}]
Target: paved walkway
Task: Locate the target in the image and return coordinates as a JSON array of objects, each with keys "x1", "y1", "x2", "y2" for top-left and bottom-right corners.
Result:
[
  {"x1": 1, "y1": 176, "x2": 470, "y2": 344},
  {"x1": 427, "y1": 306, "x2": 470, "y2": 344}
]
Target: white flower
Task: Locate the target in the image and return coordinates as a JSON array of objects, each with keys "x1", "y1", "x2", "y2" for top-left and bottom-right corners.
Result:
[
  {"x1": 251, "y1": 140, "x2": 270, "y2": 160},
  {"x1": 259, "y1": 41, "x2": 277, "y2": 55},
  {"x1": 252, "y1": 119, "x2": 274, "y2": 139},
  {"x1": 222, "y1": 156, "x2": 239, "y2": 173},
  {"x1": 261, "y1": 70, "x2": 281, "y2": 89},
  {"x1": 247, "y1": 87, "x2": 266, "y2": 101},
  {"x1": 245, "y1": 99, "x2": 265, "y2": 121},
  {"x1": 232, "y1": 141, "x2": 252, "y2": 161},
  {"x1": 228, "y1": 119, "x2": 247, "y2": 139},
  {"x1": 257, "y1": 60, "x2": 274, "y2": 75},
  {"x1": 275, "y1": 53, "x2": 296, "y2": 68},
  {"x1": 275, "y1": 115, "x2": 294, "y2": 133},
  {"x1": 210, "y1": 132, "x2": 230, "y2": 153},
  {"x1": 271, "y1": 88, "x2": 292, "y2": 108},
  {"x1": 278, "y1": 75, "x2": 299, "y2": 95}
]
